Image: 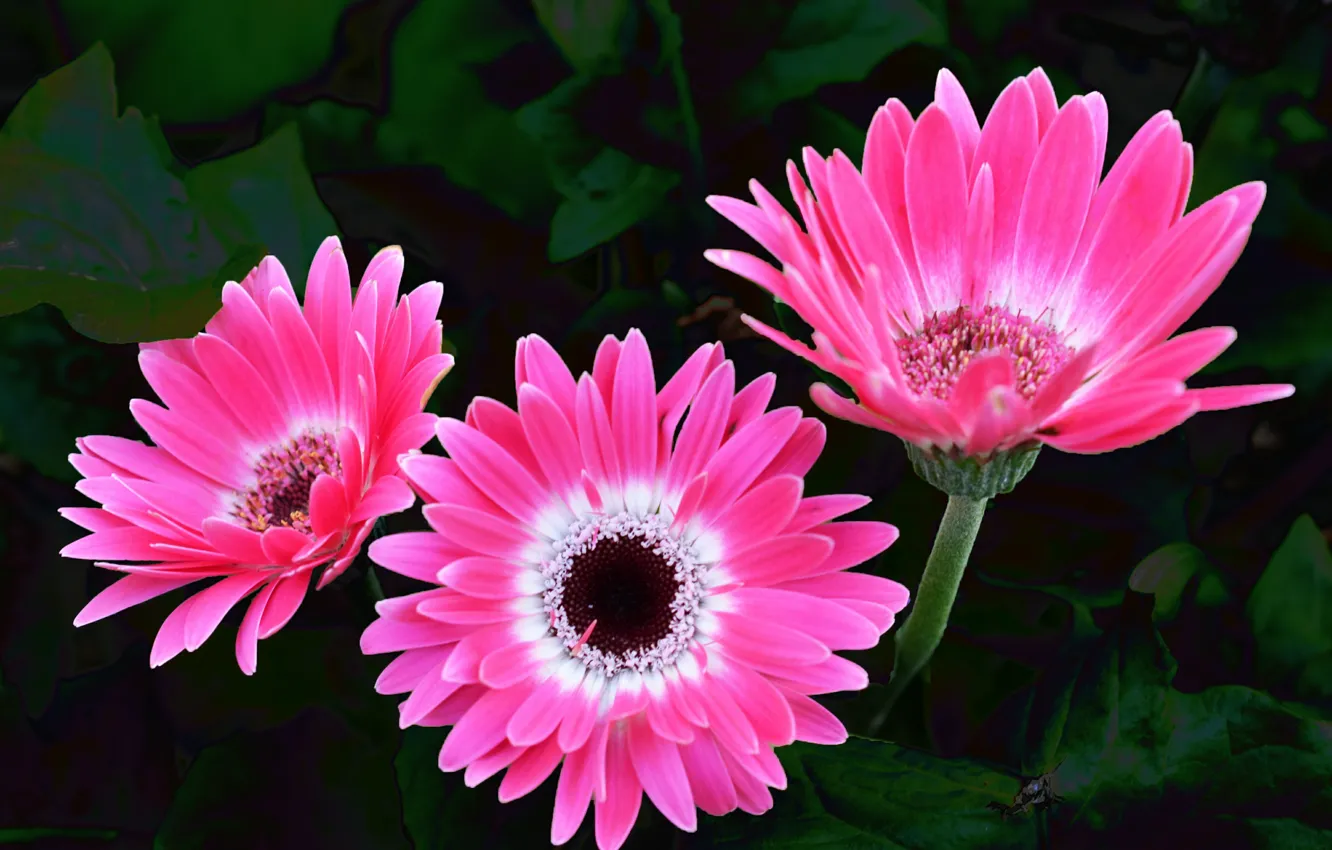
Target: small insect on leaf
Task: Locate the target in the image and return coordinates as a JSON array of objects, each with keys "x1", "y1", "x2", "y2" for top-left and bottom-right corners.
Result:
[{"x1": 986, "y1": 761, "x2": 1065, "y2": 820}]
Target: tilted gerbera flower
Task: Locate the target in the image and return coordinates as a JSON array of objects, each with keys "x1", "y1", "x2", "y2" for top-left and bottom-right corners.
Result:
[
  {"x1": 60, "y1": 237, "x2": 453, "y2": 674},
  {"x1": 361, "y1": 330, "x2": 909, "y2": 850},
  {"x1": 704, "y1": 68, "x2": 1294, "y2": 725}
]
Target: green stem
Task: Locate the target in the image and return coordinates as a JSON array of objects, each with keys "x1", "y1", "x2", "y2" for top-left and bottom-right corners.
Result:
[
  {"x1": 647, "y1": 0, "x2": 704, "y2": 183},
  {"x1": 867, "y1": 494, "x2": 988, "y2": 736},
  {"x1": 365, "y1": 563, "x2": 385, "y2": 603}
]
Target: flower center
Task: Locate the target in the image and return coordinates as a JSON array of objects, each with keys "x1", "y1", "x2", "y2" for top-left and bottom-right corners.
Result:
[
  {"x1": 895, "y1": 305, "x2": 1073, "y2": 401},
  {"x1": 232, "y1": 431, "x2": 342, "y2": 534},
  {"x1": 543, "y1": 513, "x2": 703, "y2": 676}
]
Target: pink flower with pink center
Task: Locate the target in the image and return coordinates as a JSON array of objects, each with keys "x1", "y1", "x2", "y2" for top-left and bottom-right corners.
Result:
[
  {"x1": 706, "y1": 68, "x2": 1293, "y2": 460},
  {"x1": 60, "y1": 237, "x2": 453, "y2": 674},
  {"x1": 361, "y1": 330, "x2": 909, "y2": 850}
]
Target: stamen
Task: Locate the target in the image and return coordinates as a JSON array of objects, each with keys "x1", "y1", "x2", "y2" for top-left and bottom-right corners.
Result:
[
  {"x1": 570, "y1": 619, "x2": 598, "y2": 656},
  {"x1": 895, "y1": 304, "x2": 1073, "y2": 401},
  {"x1": 231, "y1": 431, "x2": 342, "y2": 534}
]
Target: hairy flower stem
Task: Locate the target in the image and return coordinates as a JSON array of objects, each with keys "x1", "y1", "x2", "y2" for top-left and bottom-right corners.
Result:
[{"x1": 868, "y1": 494, "x2": 987, "y2": 736}]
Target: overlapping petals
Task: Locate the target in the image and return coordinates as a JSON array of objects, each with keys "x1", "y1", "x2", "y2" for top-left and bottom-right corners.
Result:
[
  {"x1": 362, "y1": 330, "x2": 909, "y2": 849},
  {"x1": 61, "y1": 237, "x2": 453, "y2": 673},
  {"x1": 707, "y1": 67, "x2": 1293, "y2": 457}
]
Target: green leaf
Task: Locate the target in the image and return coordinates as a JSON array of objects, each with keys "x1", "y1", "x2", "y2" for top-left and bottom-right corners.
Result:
[
  {"x1": 57, "y1": 0, "x2": 357, "y2": 122},
  {"x1": 1014, "y1": 592, "x2": 1332, "y2": 844},
  {"x1": 1247, "y1": 515, "x2": 1332, "y2": 700},
  {"x1": 153, "y1": 707, "x2": 408, "y2": 850},
  {"x1": 532, "y1": 0, "x2": 636, "y2": 74},
  {"x1": 1127, "y1": 542, "x2": 1212, "y2": 622},
  {"x1": 395, "y1": 726, "x2": 567, "y2": 849},
  {"x1": 699, "y1": 737, "x2": 1039, "y2": 848},
  {"x1": 377, "y1": 0, "x2": 557, "y2": 220},
  {"x1": 0, "y1": 45, "x2": 334, "y2": 343},
  {"x1": 732, "y1": 0, "x2": 937, "y2": 119},
  {"x1": 183, "y1": 123, "x2": 337, "y2": 286},
  {"x1": 0, "y1": 44, "x2": 228, "y2": 341},
  {"x1": 548, "y1": 149, "x2": 680, "y2": 262}
]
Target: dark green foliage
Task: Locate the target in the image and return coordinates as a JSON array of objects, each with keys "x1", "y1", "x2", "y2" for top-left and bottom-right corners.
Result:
[{"x1": 0, "y1": 1, "x2": 1328, "y2": 848}]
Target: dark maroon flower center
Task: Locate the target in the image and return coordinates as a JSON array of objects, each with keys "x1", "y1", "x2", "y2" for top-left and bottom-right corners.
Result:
[{"x1": 563, "y1": 534, "x2": 681, "y2": 657}]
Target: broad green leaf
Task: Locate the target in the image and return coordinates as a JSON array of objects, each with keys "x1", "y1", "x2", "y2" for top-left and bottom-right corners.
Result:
[
  {"x1": 732, "y1": 0, "x2": 937, "y2": 119},
  {"x1": 183, "y1": 123, "x2": 336, "y2": 285},
  {"x1": 533, "y1": 0, "x2": 636, "y2": 74},
  {"x1": 395, "y1": 726, "x2": 568, "y2": 849},
  {"x1": 153, "y1": 707, "x2": 408, "y2": 850},
  {"x1": 378, "y1": 0, "x2": 556, "y2": 220},
  {"x1": 0, "y1": 44, "x2": 228, "y2": 341},
  {"x1": 1014, "y1": 592, "x2": 1332, "y2": 845},
  {"x1": 1127, "y1": 542, "x2": 1213, "y2": 621},
  {"x1": 0, "y1": 45, "x2": 334, "y2": 343},
  {"x1": 548, "y1": 149, "x2": 680, "y2": 262},
  {"x1": 1246, "y1": 514, "x2": 1332, "y2": 700},
  {"x1": 57, "y1": 0, "x2": 356, "y2": 122},
  {"x1": 699, "y1": 737, "x2": 1039, "y2": 848}
]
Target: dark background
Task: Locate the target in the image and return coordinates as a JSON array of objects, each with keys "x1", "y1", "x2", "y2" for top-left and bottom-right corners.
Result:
[{"x1": 2, "y1": 0, "x2": 1331, "y2": 847}]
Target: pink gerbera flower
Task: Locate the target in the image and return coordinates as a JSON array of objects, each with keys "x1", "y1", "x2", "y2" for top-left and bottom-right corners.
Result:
[
  {"x1": 705, "y1": 68, "x2": 1293, "y2": 460},
  {"x1": 361, "y1": 330, "x2": 909, "y2": 850},
  {"x1": 61, "y1": 237, "x2": 453, "y2": 674}
]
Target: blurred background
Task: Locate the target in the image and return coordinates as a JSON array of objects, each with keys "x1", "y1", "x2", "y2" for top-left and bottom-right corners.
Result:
[{"x1": 1, "y1": 0, "x2": 1330, "y2": 847}]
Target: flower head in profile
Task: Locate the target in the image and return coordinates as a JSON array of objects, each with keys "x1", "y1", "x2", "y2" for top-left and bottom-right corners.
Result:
[
  {"x1": 61, "y1": 237, "x2": 453, "y2": 674},
  {"x1": 706, "y1": 68, "x2": 1293, "y2": 468},
  {"x1": 362, "y1": 330, "x2": 908, "y2": 850}
]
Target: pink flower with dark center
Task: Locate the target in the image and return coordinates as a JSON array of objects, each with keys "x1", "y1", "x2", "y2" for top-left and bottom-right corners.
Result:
[
  {"x1": 362, "y1": 330, "x2": 908, "y2": 850},
  {"x1": 706, "y1": 68, "x2": 1294, "y2": 459},
  {"x1": 61, "y1": 237, "x2": 453, "y2": 674}
]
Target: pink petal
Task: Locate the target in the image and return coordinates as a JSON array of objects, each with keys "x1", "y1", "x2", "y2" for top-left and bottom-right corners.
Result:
[
  {"x1": 759, "y1": 416, "x2": 826, "y2": 482},
  {"x1": 370, "y1": 531, "x2": 458, "y2": 584},
  {"x1": 664, "y1": 361, "x2": 734, "y2": 499},
  {"x1": 767, "y1": 655, "x2": 869, "y2": 695},
  {"x1": 422, "y1": 504, "x2": 532, "y2": 561},
  {"x1": 551, "y1": 724, "x2": 607, "y2": 845},
  {"x1": 783, "y1": 691, "x2": 848, "y2": 744},
  {"x1": 508, "y1": 679, "x2": 575, "y2": 746},
  {"x1": 191, "y1": 334, "x2": 288, "y2": 442},
  {"x1": 697, "y1": 408, "x2": 802, "y2": 519},
  {"x1": 716, "y1": 612, "x2": 829, "y2": 668},
  {"x1": 784, "y1": 494, "x2": 870, "y2": 534},
  {"x1": 183, "y1": 572, "x2": 270, "y2": 652},
  {"x1": 375, "y1": 646, "x2": 453, "y2": 695},
  {"x1": 679, "y1": 734, "x2": 738, "y2": 817},
  {"x1": 724, "y1": 534, "x2": 834, "y2": 585},
  {"x1": 815, "y1": 521, "x2": 900, "y2": 575},
  {"x1": 302, "y1": 236, "x2": 352, "y2": 368},
  {"x1": 309, "y1": 474, "x2": 349, "y2": 539},
  {"x1": 706, "y1": 474, "x2": 802, "y2": 553},
  {"x1": 714, "y1": 662, "x2": 796, "y2": 746},
  {"x1": 62, "y1": 526, "x2": 170, "y2": 562},
  {"x1": 235, "y1": 581, "x2": 279, "y2": 676},
  {"x1": 518, "y1": 384, "x2": 584, "y2": 507},
  {"x1": 575, "y1": 375, "x2": 623, "y2": 503},
  {"x1": 1009, "y1": 96, "x2": 1098, "y2": 312},
  {"x1": 499, "y1": 734, "x2": 566, "y2": 802},
  {"x1": 904, "y1": 104, "x2": 970, "y2": 308},
  {"x1": 478, "y1": 640, "x2": 547, "y2": 689},
  {"x1": 731, "y1": 587, "x2": 881, "y2": 651},
  {"x1": 417, "y1": 592, "x2": 521, "y2": 626},
  {"x1": 438, "y1": 684, "x2": 536, "y2": 772},
  {"x1": 439, "y1": 556, "x2": 529, "y2": 600},
  {"x1": 518, "y1": 334, "x2": 579, "y2": 426},
  {"x1": 971, "y1": 76, "x2": 1040, "y2": 288},
  {"x1": 595, "y1": 728, "x2": 644, "y2": 850},
  {"x1": 129, "y1": 399, "x2": 247, "y2": 489},
  {"x1": 259, "y1": 526, "x2": 308, "y2": 564},
  {"x1": 442, "y1": 623, "x2": 517, "y2": 683},
  {"x1": 257, "y1": 570, "x2": 310, "y2": 638},
  {"x1": 72, "y1": 573, "x2": 199, "y2": 627},
  {"x1": 611, "y1": 329, "x2": 657, "y2": 498},
  {"x1": 400, "y1": 660, "x2": 466, "y2": 728},
  {"x1": 933, "y1": 68, "x2": 981, "y2": 168},
  {"x1": 627, "y1": 718, "x2": 697, "y2": 833},
  {"x1": 1191, "y1": 384, "x2": 1294, "y2": 412},
  {"x1": 464, "y1": 740, "x2": 523, "y2": 788},
  {"x1": 150, "y1": 593, "x2": 199, "y2": 668}
]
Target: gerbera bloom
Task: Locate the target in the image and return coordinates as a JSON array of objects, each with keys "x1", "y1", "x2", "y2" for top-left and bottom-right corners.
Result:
[
  {"x1": 61, "y1": 237, "x2": 453, "y2": 674},
  {"x1": 705, "y1": 67, "x2": 1293, "y2": 463},
  {"x1": 362, "y1": 330, "x2": 908, "y2": 850},
  {"x1": 704, "y1": 68, "x2": 1294, "y2": 730}
]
